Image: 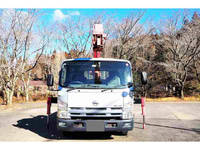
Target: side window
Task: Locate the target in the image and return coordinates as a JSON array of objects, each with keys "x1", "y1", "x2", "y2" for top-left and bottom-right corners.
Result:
[
  {"x1": 124, "y1": 67, "x2": 132, "y2": 83},
  {"x1": 60, "y1": 67, "x2": 67, "y2": 86}
]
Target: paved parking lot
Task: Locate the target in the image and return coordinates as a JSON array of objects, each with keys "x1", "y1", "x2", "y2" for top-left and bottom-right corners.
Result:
[{"x1": 0, "y1": 102, "x2": 200, "y2": 141}]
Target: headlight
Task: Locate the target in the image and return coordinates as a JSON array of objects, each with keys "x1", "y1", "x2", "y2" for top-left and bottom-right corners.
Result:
[
  {"x1": 57, "y1": 100, "x2": 70, "y2": 119},
  {"x1": 122, "y1": 109, "x2": 133, "y2": 119},
  {"x1": 123, "y1": 99, "x2": 133, "y2": 119},
  {"x1": 58, "y1": 100, "x2": 68, "y2": 111}
]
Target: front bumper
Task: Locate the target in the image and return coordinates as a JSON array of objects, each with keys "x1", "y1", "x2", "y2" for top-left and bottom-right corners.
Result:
[{"x1": 57, "y1": 118, "x2": 134, "y2": 132}]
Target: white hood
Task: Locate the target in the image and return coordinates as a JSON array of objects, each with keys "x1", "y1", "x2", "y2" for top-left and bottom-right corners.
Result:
[{"x1": 58, "y1": 89, "x2": 126, "y2": 108}]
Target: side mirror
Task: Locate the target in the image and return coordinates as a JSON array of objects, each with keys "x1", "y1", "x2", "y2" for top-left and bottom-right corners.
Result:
[
  {"x1": 47, "y1": 74, "x2": 54, "y2": 87},
  {"x1": 141, "y1": 72, "x2": 147, "y2": 85},
  {"x1": 128, "y1": 82, "x2": 133, "y2": 88}
]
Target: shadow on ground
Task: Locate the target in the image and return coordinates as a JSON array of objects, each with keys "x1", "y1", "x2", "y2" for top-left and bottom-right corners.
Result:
[
  {"x1": 135, "y1": 120, "x2": 200, "y2": 135},
  {"x1": 13, "y1": 112, "x2": 113, "y2": 140}
]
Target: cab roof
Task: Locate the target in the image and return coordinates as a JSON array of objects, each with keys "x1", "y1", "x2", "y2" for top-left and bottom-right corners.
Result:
[{"x1": 62, "y1": 58, "x2": 131, "y2": 64}]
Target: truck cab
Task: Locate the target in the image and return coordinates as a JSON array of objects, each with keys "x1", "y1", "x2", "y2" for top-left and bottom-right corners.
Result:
[{"x1": 53, "y1": 58, "x2": 134, "y2": 135}]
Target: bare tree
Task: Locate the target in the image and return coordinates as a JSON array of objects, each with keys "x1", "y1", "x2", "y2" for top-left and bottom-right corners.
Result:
[
  {"x1": 110, "y1": 11, "x2": 154, "y2": 62},
  {"x1": 0, "y1": 9, "x2": 27, "y2": 104},
  {"x1": 153, "y1": 12, "x2": 200, "y2": 98},
  {"x1": 0, "y1": 9, "x2": 49, "y2": 104},
  {"x1": 193, "y1": 59, "x2": 200, "y2": 83},
  {"x1": 58, "y1": 16, "x2": 93, "y2": 58},
  {"x1": 20, "y1": 14, "x2": 51, "y2": 102}
]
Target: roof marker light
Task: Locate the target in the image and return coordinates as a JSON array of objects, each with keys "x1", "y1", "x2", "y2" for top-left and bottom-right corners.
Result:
[{"x1": 74, "y1": 58, "x2": 91, "y2": 61}]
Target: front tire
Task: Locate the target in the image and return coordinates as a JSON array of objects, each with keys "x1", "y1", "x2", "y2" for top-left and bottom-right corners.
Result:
[
  {"x1": 119, "y1": 131, "x2": 128, "y2": 136},
  {"x1": 62, "y1": 131, "x2": 70, "y2": 136}
]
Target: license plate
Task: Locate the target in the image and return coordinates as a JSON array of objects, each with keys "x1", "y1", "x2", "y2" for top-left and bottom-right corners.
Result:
[{"x1": 86, "y1": 120, "x2": 105, "y2": 132}]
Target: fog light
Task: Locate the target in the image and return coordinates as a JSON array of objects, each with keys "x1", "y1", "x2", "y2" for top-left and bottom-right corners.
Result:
[
  {"x1": 106, "y1": 123, "x2": 117, "y2": 128},
  {"x1": 73, "y1": 122, "x2": 84, "y2": 128},
  {"x1": 59, "y1": 122, "x2": 67, "y2": 127},
  {"x1": 123, "y1": 123, "x2": 131, "y2": 128}
]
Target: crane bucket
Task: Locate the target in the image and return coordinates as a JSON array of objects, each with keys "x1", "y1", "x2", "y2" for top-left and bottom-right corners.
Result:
[{"x1": 93, "y1": 24, "x2": 104, "y2": 34}]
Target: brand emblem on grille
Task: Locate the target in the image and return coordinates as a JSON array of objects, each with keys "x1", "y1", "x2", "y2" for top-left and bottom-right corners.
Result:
[{"x1": 92, "y1": 100, "x2": 99, "y2": 106}]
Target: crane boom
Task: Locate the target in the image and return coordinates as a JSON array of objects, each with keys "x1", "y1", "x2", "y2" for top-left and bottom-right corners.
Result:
[{"x1": 92, "y1": 24, "x2": 106, "y2": 58}]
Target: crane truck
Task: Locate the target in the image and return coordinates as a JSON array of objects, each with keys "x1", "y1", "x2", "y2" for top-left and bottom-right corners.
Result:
[{"x1": 46, "y1": 24, "x2": 147, "y2": 136}]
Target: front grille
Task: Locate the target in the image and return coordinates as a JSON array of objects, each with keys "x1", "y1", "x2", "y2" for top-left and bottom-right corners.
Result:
[
  {"x1": 111, "y1": 113, "x2": 121, "y2": 115},
  {"x1": 111, "y1": 107, "x2": 121, "y2": 110},
  {"x1": 70, "y1": 107, "x2": 82, "y2": 110},
  {"x1": 86, "y1": 108, "x2": 107, "y2": 110},
  {"x1": 71, "y1": 113, "x2": 81, "y2": 115},
  {"x1": 69, "y1": 107, "x2": 123, "y2": 120},
  {"x1": 71, "y1": 116, "x2": 122, "y2": 120},
  {"x1": 86, "y1": 113, "x2": 106, "y2": 115}
]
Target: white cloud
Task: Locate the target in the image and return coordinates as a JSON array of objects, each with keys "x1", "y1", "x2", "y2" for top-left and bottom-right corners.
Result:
[
  {"x1": 53, "y1": 10, "x2": 69, "y2": 21},
  {"x1": 68, "y1": 11, "x2": 80, "y2": 16},
  {"x1": 53, "y1": 10, "x2": 80, "y2": 21}
]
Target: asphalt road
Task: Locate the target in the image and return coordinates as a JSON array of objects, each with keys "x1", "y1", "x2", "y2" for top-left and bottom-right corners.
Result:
[{"x1": 0, "y1": 102, "x2": 200, "y2": 141}]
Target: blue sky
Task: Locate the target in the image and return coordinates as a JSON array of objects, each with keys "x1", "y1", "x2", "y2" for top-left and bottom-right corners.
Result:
[
  {"x1": 36, "y1": 8, "x2": 200, "y2": 53},
  {"x1": 0, "y1": 8, "x2": 199, "y2": 55},
  {"x1": 39, "y1": 8, "x2": 200, "y2": 24}
]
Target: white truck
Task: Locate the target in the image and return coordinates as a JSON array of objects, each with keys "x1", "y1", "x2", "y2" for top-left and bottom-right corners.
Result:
[
  {"x1": 46, "y1": 24, "x2": 147, "y2": 136},
  {"x1": 47, "y1": 57, "x2": 137, "y2": 135}
]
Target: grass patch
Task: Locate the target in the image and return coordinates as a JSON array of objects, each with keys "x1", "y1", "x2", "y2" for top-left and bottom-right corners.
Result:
[
  {"x1": 0, "y1": 96, "x2": 47, "y2": 105},
  {"x1": 146, "y1": 96, "x2": 200, "y2": 102}
]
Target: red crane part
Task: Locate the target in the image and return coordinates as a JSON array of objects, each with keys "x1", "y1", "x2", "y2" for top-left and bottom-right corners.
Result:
[
  {"x1": 93, "y1": 48, "x2": 102, "y2": 58},
  {"x1": 141, "y1": 97, "x2": 146, "y2": 129},
  {"x1": 92, "y1": 24, "x2": 106, "y2": 58},
  {"x1": 47, "y1": 97, "x2": 51, "y2": 115},
  {"x1": 47, "y1": 97, "x2": 57, "y2": 129}
]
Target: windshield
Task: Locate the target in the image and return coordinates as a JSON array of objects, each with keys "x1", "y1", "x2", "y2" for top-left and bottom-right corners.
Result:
[{"x1": 59, "y1": 60, "x2": 132, "y2": 89}]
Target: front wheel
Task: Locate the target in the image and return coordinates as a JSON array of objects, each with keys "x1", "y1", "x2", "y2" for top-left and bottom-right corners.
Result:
[
  {"x1": 62, "y1": 131, "x2": 70, "y2": 137},
  {"x1": 119, "y1": 131, "x2": 128, "y2": 136}
]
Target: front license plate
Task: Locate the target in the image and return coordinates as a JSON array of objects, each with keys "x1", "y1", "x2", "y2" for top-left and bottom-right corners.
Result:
[{"x1": 86, "y1": 120, "x2": 105, "y2": 132}]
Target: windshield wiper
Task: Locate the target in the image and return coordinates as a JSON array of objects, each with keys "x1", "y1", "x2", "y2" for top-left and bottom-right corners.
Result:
[
  {"x1": 66, "y1": 87, "x2": 77, "y2": 92},
  {"x1": 101, "y1": 85, "x2": 126, "y2": 92},
  {"x1": 83, "y1": 84, "x2": 102, "y2": 88},
  {"x1": 101, "y1": 89, "x2": 113, "y2": 92}
]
